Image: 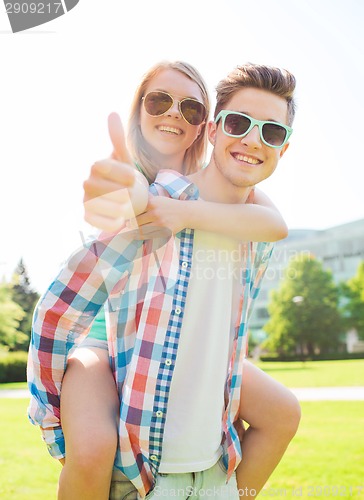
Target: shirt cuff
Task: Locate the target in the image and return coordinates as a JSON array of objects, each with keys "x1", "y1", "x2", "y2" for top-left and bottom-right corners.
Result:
[{"x1": 41, "y1": 425, "x2": 65, "y2": 459}]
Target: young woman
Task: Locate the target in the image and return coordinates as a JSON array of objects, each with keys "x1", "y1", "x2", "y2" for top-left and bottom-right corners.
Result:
[{"x1": 51, "y1": 61, "x2": 300, "y2": 499}]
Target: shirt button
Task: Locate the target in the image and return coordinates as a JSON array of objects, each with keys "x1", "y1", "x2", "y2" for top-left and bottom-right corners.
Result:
[
  {"x1": 175, "y1": 307, "x2": 182, "y2": 315},
  {"x1": 188, "y1": 186, "x2": 195, "y2": 195},
  {"x1": 156, "y1": 410, "x2": 163, "y2": 418},
  {"x1": 150, "y1": 455, "x2": 158, "y2": 461},
  {"x1": 181, "y1": 261, "x2": 188, "y2": 268},
  {"x1": 165, "y1": 359, "x2": 172, "y2": 366}
]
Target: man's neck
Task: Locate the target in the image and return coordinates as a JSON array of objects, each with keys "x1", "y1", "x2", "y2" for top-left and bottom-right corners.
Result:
[{"x1": 189, "y1": 160, "x2": 252, "y2": 204}]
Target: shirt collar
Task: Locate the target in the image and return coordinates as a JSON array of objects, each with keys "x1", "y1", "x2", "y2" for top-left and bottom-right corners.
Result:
[{"x1": 153, "y1": 169, "x2": 199, "y2": 200}]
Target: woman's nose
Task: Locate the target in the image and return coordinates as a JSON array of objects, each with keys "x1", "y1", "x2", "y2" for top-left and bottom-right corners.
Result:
[{"x1": 166, "y1": 99, "x2": 181, "y2": 119}]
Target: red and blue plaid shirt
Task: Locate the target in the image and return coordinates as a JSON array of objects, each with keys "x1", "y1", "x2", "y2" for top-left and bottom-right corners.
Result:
[{"x1": 27, "y1": 170, "x2": 273, "y2": 498}]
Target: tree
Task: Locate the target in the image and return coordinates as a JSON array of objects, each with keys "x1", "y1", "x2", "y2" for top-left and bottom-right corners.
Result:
[
  {"x1": 11, "y1": 258, "x2": 39, "y2": 350},
  {"x1": 341, "y1": 261, "x2": 364, "y2": 339},
  {"x1": 0, "y1": 281, "x2": 27, "y2": 350},
  {"x1": 263, "y1": 253, "x2": 342, "y2": 357}
]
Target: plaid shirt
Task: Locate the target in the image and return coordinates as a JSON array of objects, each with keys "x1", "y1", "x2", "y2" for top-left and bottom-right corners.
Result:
[{"x1": 27, "y1": 170, "x2": 273, "y2": 498}]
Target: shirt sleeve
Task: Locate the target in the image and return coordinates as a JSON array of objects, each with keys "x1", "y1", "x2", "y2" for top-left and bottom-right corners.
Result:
[
  {"x1": 249, "y1": 241, "x2": 274, "y2": 303},
  {"x1": 27, "y1": 230, "x2": 141, "y2": 458}
]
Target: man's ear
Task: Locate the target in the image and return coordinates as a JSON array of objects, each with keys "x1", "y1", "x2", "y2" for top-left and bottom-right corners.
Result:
[
  {"x1": 280, "y1": 142, "x2": 290, "y2": 158},
  {"x1": 207, "y1": 121, "x2": 217, "y2": 146}
]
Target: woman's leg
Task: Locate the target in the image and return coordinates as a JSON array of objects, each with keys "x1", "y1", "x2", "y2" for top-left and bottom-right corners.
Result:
[
  {"x1": 236, "y1": 360, "x2": 301, "y2": 498},
  {"x1": 58, "y1": 345, "x2": 119, "y2": 500}
]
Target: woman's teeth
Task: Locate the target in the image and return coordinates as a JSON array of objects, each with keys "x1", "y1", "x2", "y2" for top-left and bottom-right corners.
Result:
[{"x1": 158, "y1": 126, "x2": 182, "y2": 135}]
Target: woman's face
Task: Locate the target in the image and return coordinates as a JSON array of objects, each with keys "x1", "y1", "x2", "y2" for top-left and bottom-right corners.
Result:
[{"x1": 140, "y1": 68, "x2": 205, "y2": 169}]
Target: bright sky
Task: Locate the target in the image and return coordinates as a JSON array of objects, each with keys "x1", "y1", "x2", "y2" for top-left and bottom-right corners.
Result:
[{"x1": 1, "y1": 0, "x2": 363, "y2": 293}]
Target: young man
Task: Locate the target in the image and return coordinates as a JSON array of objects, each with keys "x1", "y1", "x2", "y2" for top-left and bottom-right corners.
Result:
[{"x1": 28, "y1": 63, "x2": 299, "y2": 499}]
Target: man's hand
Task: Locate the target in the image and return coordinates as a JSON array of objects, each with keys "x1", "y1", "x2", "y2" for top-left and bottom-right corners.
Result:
[{"x1": 83, "y1": 113, "x2": 148, "y2": 232}]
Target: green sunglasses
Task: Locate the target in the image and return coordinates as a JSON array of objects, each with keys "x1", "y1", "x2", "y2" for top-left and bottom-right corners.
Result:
[{"x1": 215, "y1": 110, "x2": 293, "y2": 148}]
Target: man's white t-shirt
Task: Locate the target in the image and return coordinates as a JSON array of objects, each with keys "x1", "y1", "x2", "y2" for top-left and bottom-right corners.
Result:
[{"x1": 159, "y1": 229, "x2": 241, "y2": 473}]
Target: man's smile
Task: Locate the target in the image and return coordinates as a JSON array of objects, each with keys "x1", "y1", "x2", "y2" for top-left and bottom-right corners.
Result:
[{"x1": 231, "y1": 152, "x2": 262, "y2": 165}]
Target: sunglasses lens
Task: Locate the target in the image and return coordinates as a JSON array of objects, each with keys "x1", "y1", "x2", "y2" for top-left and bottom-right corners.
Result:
[
  {"x1": 262, "y1": 123, "x2": 287, "y2": 146},
  {"x1": 180, "y1": 99, "x2": 206, "y2": 125},
  {"x1": 144, "y1": 92, "x2": 173, "y2": 116},
  {"x1": 224, "y1": 113, "x2": 251, "y2": 136}
]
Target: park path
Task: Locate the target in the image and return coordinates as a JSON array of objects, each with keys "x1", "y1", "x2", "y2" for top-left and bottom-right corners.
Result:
[
  {"x1": 0, "y1": 389, "x2": 31, "y2": 398},
  {"x1": 290, "y1": 386, "x2": 364, "y2": 401},
  {"x1": 1, "y1": 387, "x2": 364, "y2": 400}
]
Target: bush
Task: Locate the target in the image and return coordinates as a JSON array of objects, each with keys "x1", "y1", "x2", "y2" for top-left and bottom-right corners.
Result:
[
  {"x1": 260, "y1": 352, "x2": 364, "y2": 362},
  {"x1": 0, "y1": 350, "x2": 28, "y2": 383}
]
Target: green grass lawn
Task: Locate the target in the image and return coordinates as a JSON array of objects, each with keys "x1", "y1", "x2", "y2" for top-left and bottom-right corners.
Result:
[
  {"x1": 266, "y1": 401, "x2": 364, "y2": 497},
  {"x1": 0, "y1": 399, "x2": 60, "y2": 500},
  {"x1": 1, "y1": 398, "x2": 363, "y2": 498},
  {"x1": 1, "y1": 360, "x2": 363, "y2": 498},
  {"x1": 255, "y1": 359, "x2": 364, "y2": 387},
  {"x1": 0, "y1": 381, "x2": 28, "y2": 390}
]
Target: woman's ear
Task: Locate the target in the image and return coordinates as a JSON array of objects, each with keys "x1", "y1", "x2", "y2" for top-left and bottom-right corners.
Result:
[
  {"x1": 196, "y1": 122, "x2": 205, "y2": 137},
  {"x1": 207, "y1": 121, "x2": 217, "y2": 146}
]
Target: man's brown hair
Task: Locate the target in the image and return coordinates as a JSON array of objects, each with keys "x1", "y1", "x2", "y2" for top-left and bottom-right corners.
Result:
[{"x1": 215, "y1": 63, "x2": 296, "y2": 126}]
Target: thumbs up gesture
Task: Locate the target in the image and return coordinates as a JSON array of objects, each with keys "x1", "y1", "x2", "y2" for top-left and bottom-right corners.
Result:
[{"x1": 83, "y1": 113, "x2": 149, "y2": 232}]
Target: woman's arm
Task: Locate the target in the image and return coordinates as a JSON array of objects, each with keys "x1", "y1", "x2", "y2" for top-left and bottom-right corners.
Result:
[
  {"x1": 135, "y1": 187, "x2": 288, "y2": 242},
  {"x1": 27, "y1": 231, "x2": 138, "y2": 458}
]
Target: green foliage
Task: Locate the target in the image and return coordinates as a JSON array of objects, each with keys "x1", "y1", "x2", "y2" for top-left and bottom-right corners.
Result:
[
  {"x1": 341, "y1": 261, "x2": 364, "y2": 339},
  {"x1": 0, "y1": 351, "x2": 28, "y2": 383},
  {"x1": 0, "y1": 282, "x2": 28, "y2": 350},
  {"x1": 11, "y1": 258, "x2": 39, "y2": 350},
  {"x1": 0, "y1": 259, "x2": 39, "y2": 351},
  {"x1": 264, "y1": 254, "x2": 342, "y2": 357},
  {"x1": 260, "y1": 352, "x2": 364, "y2": 362}
]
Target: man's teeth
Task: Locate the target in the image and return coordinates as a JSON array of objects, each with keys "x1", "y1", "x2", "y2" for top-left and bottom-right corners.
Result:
[
  {"x1": 235, "y1": 154, "x2": 260, "y2": 165},
  {"x1": 158, "y1": 126, "x2": 181, "y2": 135}
]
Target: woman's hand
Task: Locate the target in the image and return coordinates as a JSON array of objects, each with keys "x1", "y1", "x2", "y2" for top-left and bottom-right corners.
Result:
[
  {"x1": 134, "y1": 196, "x2": 187, "y2": 237},
  {"x1": 83, "y1": 113, "x2": 148, "y2": 232}
]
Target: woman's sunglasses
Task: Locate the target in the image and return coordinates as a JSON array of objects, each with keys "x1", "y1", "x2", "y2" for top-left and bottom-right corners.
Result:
[
  {"x1": 215, "y1": 110, "x2": 293, "y2": 148},
  {"x1": 142, "y1": 91, "x2": 206, "y2": 126}
]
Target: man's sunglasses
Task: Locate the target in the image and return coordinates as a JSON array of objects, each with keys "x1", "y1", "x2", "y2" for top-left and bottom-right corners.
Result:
[
  {"x1": 215, "y1": 110, "x2": 293, "y2": 148},
  {"x1": 142, "y1": 91, "x2": 206, "y2": 126}
]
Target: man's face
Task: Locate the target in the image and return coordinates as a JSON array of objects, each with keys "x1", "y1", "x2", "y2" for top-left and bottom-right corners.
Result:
[{"x1": 209, "y1": 88, "x2": 290, "y2": 189}]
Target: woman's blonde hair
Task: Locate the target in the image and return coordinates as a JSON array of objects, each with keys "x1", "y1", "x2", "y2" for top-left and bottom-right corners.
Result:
[
  {"x1": 127, "y1": 61, "x2": 210, "y2": 182},
  {"x1": 215, "y1": 63, "x2": 296, "y2": 126}
]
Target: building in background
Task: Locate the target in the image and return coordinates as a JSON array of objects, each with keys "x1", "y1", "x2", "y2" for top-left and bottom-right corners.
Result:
[{"x1": 250, "y1": 218, "x2": 364, "y2": 352}]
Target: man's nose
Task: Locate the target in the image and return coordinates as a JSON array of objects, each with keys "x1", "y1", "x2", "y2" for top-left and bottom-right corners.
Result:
[{"x1": 241, "y1": 125, "x2": 261, "y2": 148}]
